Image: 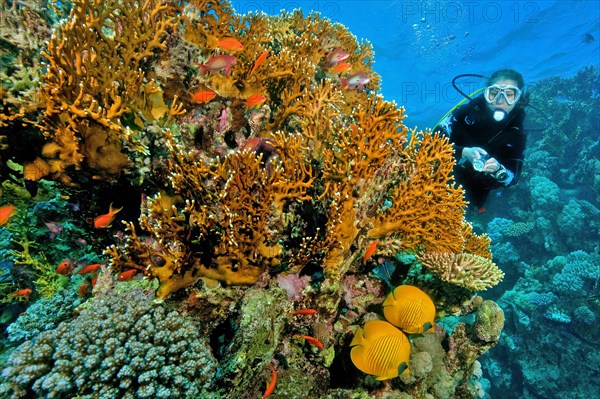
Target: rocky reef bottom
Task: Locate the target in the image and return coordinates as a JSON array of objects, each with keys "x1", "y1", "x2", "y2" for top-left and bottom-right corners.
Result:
[{"x1": 1, "y1": 280, "x2": 505, "y2": 399}]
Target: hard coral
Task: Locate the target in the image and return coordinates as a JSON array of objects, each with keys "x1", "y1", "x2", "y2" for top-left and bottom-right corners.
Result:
[
  {"x1": 0, "y1": 288, "x2": 216, "y2": 399},
  {"x1": 38, "y1": 0, "x2": 182, "y2": 183},
  {"x1": 416, "y1": 252, "x2": 504, "y2": 291},
  {"x1": 106, "y1": 3, "x2": 488, "y2": 303}
]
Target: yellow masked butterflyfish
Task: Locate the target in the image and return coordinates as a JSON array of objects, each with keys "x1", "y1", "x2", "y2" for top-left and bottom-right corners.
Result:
[
  {"x1": 382, "y1": 285, "x2": 436, "y2": 334},
  {"x1": 350, "y1": 320, "x2": 411, "y2": 380}
]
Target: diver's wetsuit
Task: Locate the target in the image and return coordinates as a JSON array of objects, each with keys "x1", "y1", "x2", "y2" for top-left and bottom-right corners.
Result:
[{"x1": 435, "y1": 95, "x2": 527, "y2": 209}]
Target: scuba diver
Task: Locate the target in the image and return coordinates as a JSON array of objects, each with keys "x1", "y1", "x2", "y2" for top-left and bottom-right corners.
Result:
[{"x1": 435, "y1": 69, "x2": 528, "y2": 213}]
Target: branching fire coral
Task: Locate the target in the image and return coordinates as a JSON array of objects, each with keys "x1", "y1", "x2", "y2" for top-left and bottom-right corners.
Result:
[
  {"x1": 101, "y1": 1, "x2": 493, "y2": 301},
  {"x1": 106, "y1": 127, "x2": 316, "y2": 300},
  {"x1": 366, "y1": 131, "x2": 467, "y2": 252},
  {"x1": 38, "y1": 0, "x2": 182, "y2": 183}
]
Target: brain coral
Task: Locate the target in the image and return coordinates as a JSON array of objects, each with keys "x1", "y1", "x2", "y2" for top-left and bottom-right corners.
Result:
[{"x1": 0, "y1": 289, "x2": 216, "y2": 399}]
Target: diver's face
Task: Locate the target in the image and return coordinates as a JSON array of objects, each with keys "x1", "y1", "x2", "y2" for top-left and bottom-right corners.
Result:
[{"x1": 485, "y1": 78, "x2": 519, "y2": 114}]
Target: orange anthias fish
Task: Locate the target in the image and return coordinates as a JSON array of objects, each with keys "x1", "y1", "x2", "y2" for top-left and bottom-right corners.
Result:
[
  {"x1": 246, "y1": 93, "x2": 266, "y2": 109},
  {"x1": 289, "y1": 309, "x2": 318, "y2": 316},
  {"x1": 56, "y1": 260, "x2": 74, "y2": 275},
  {"x1": 94, "y1": 203, "x2": 122, "y2": 228},
  {"x1": 77, "y1": 263, "x2": 102, "y2": 275},
  {"x1": 250, "y1": 51, "x2": 269, "y2": 75},
  {"x1": 118, "y1": 269, "x2": 138, "y2": 281},
  {"x1": 328, "y1": 61, "x2": 352, "y2": 74},
  {"x1": 263, "y1": 364, "x2": 277, "y2": 399},
  {"x1": 14, "y1": 288, "x2": 32, "y2": 301},
  {"x1": 363, "y1": 241, "x2": 378, "y2": 265},
  {"x1": 216, "y1": 37, "x2": 244, "y2": 52},
  {"x1": 294, "y1": 334, "x2": 324, "y2": 349},
  {"x1": 198, "y1": 54, "x2": 237, "y2": 75},
  {"x1": 79, "y1": 282, "x2": 90, "y2": 296},
  {"x1": 191, "y1": 90, "x2": 217, "y2": 104},
  {"x1": 326, "y1": 47, "x2": 350, "y2": 67},
  {"x1": 0, "y1": 204, "x2": 17, "y2": 226},
  {"x1": 340, "y1": 71, "x2": 371, "y2": 90}
]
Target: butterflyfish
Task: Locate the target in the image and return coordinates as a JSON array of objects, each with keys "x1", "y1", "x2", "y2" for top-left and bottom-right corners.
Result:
[
  {"x1": 382, "y1": 285, "x2": 436, "y2": 334},
  {"x1": 350, "y1": 320, "x2": 411, "y2": 380}
]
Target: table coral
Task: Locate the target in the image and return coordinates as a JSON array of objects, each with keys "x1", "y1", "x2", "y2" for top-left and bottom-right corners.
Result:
[{"x1": 416, "y1": 251, "x2": 504, "y2": 291}]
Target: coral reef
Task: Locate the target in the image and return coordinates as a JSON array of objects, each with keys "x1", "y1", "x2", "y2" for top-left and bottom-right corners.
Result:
[
  {"x1": 36, "y1": 0, "x2": 184, "y2": 184},
  {"x1": 477, "y1": 68, "x2": 600, "y2": 399},
  {"x1": 6, "y1": 288, "x2": 85, "y2": 345},
  {"x1": 0, "y1": 1, "x2": 511, "y2": 398}
]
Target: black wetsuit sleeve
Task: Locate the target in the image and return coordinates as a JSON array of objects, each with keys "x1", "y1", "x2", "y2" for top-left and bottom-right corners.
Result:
[
  {"x1": 499, "y1": 113, "x2": 527, "y2": 185},
  {"x1": 445, "y1": 102, "x2": 476, "y2": 162}
]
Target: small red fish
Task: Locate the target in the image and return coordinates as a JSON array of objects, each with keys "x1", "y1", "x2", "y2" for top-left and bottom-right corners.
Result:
[
  {"x1": 294, "y1": 334, "x2": 324, "y2": 349},
  {"x1": 118, "y1": 269, "x2": 138, "y2": 281},
  {"x1": 79, "y1": 282, "x2": 90, "y2": 296},
  {"x1": 250, "y1": 51, "x2": 269, "y2": 75},
  {"x1": 363, "y1": 241, "x2": 378, "y2": 265},
  {"x1": 340, "y1": 71, "x2": 371, "y2": 90},
  {"x1": 198, "y1": 54, "x2": 237, "y2": 75},
  {"x1": 191, "y1": 90, "x2": 217, "y2": 104},
  {"x1": 78, "y1": 263, "x2": 102, "y2": 275},
  {"x1": 289, "y1": 309, "x2": 318, "y2": 316},
  {"x1": 326, "y1": 48, "x2": 350, "y2": 67},
  {"x1": 0, "y1": 204, "x2": 17, "y2": 226},
  {"x1": 216, "y1": 37, "x2": 244, "y2": 52},
  {"x1": 14, "y1": 288, "x2": 32, "y2": 301},
  {"x1": 56, "y1": 260, "x2": 74, "y2": 275},
  {"x1": 328, "y1": 61, "x2": 352, "y2": 74},
  {"x1": 477, "y1": 207, "x2": 487, "y2": 214},
  {"x1": 246, "y1": 93, "x2": 266, "y2": 109},
  {"x1": 94, "y1": 203, "x2": 122, "y2": 228},
  {"x1": 263, "y1": 364, "x2": 277, "y2": 399}
]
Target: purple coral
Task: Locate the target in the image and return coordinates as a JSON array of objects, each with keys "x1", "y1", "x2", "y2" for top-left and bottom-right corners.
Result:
[{"x1": 276, "y1": 273, "x2": 310, "y2": 301}]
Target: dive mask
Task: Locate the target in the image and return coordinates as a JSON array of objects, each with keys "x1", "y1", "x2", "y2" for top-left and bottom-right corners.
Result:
[{"x1": 484, "y1": 84, "x2": 522, "y2": 105}]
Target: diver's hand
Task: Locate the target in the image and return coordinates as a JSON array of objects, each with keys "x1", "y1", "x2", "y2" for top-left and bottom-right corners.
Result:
[{"x1": 462, "y1": 147, "x2": 488, "y2": 165}]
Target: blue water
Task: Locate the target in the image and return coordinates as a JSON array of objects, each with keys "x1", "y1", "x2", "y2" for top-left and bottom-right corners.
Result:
[{"x1": 241, "y1": 0, "x2": 600, "y2": 128}]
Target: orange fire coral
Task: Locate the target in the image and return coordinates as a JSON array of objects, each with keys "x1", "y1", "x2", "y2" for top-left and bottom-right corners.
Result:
[
  {"x1": 366, "y1": 131, "x2": 467, "y2": 253},
  {"x1": 38, "y1": 0, "x2": 182, "y2": 183},
  {"x1": 104, "y1": 1, "x2": 489, "y2": 300},
  {"x1": 106, "y1": 127, "x2": 316, "y2": 300}
]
